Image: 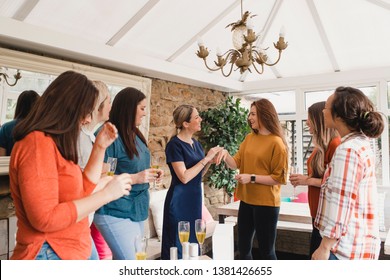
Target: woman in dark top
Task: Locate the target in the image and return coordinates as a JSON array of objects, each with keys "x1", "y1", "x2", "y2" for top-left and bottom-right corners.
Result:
[
  {"x1": 161, "y1": 105, "x2": 222, "y2": 259},
  {"x1": 0, "y1": 90, "x2": 39, "y2": 156}
]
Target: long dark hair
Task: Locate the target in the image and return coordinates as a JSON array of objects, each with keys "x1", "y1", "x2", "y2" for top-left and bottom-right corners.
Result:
[
  {"x1": 14, "y1": 71, "x2": 98, "y2": 163},
  {"x1": 14, "y1": 90, "x2": 39, "y2": 119},
  {"x1": 109, "y1": 87, "x2": 147, "y2": 159},
  {"x1": 308, "y1": 102, "x2": 338, "y2": 178},
  {"x1": 332, "y1": 87, "x2": 384, "y2": 138}
]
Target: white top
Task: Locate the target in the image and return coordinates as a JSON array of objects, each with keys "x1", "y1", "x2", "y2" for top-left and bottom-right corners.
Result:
[{"x1": 78, "y1": 126, "x2": 96, "y2": 225}]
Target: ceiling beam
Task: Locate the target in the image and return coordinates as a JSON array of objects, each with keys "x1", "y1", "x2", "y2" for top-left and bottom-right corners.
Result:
[
  {"x1": 306, "y1": 0, "x2": 340, "y2": 72},
  {"x1": 239, "y1": 0, "x2": 283, "y2": 82},
  {"x1": 166, "y1": 0, "x2": 241, "y2": 62},
  {"x1": 106, "y1": 0, "x2": 160, "y2": 46},
  {"x1": 12, "y1": 0, "x2": 40, "y2": 21},
  {"x1": 0, "y1": 17, "x2": 243, "y2": 92},
  {"x1": 365, "y1": 0, "x2": 390, "y2": 11}
]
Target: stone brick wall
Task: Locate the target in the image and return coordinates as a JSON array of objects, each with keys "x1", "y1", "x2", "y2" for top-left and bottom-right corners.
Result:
[{"x1": 147, "y1": 78, "x2": 228, "y2": 216}]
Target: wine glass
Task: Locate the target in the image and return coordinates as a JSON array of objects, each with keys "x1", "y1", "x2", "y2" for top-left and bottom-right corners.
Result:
[
  {"x1": 150, "y1": 160, "x2": 160, "y2": 190},
  {"x1": 290, "y1": 165, "x2": 300, "y2": 201},
  {"x1": 178, "y1": 221, "x2": 190, "y2": 246},
  {"x1": 106, "y1": 157, "x2": 117, "y2": 176},
  {"x1": 195, "y1": 219, "x2": 206, "y2": 256},
  {"x1": 134, "y1": 235, "x2": 148, "y2": 260}
]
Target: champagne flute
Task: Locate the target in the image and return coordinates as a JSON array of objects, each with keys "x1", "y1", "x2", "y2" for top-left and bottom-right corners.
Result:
[
  {"x1": 195, "y1": 219, "x2": 206, "y2": 256},
  {"x1": 134, "y1": 235, "x2": 148, "y2": 260},
  {"x1": 107, "y1": 157, "x2": 117, "y2": 176},
  {"x1": 178, "y1": 221, "x2": 190, "y2": 245},
  {"x1": 150, "y1": 160, "x2": 160, "y2": 190},
  {"x1": 290, "y1": 165, "x2": 300, "y2": 201}
]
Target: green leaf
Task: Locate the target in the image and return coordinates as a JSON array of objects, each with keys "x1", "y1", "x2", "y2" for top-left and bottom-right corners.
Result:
[{"x1": 199, "y1": 97, "x2": 250, "y2": 196}]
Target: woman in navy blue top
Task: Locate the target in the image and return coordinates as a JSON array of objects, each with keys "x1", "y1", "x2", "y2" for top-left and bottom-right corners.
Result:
[
  {"x1": 94, "y1": 88, "x2": 162, "y2": 260},
  {"x1": 161, "y1": 105, "x2": 222, "y2": 259}
]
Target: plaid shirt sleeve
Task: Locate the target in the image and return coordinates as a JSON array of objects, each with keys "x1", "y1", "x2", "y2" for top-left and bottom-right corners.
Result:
[{"x1": 320, "y1": 146, "x2": 363, "y2": 239}]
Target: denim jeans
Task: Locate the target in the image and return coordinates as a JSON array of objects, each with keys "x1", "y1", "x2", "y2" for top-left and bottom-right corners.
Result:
[
  {"x1": 329, "y1": 252, "x2": 339, "y2": 260},
  {"x1": 35, "y1": 242, "x2": 61, "y2": 260},
  {"x1": 93, "y1": 213, "x2": 144, "y2": 260},
  {"x1": 35, "y1": 241, "x2": 98, "y2": 260}
]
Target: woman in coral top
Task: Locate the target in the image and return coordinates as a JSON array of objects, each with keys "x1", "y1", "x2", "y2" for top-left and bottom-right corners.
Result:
[
  {"x1": 289, "y1": 101, "x2": 340, "y2": 258},
  {"x1": 9, "y1": 71, "x2": 132, "y2": 260},
  {"x1": 218, "y1": 99, "x2": 288, "y2": 260}
]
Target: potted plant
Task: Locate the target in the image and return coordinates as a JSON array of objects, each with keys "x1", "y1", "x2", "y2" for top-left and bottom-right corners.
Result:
[{"x1": 199, "y1": 96, "x2": 250, "y2": 199}]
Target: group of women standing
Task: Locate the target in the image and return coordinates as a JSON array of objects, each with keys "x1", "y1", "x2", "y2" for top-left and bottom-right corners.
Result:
[{"x1": 8, "y1": 69, "x2": 384, "y2": 260}]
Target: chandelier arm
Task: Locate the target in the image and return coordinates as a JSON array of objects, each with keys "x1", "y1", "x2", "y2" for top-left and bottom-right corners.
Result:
[
  {"x1": 202, "y1": 59, "x2": 223, "y2": 72},
  {"x1": 251, "y1": 60, "x2": 264, "y2": 74},
  {"x1": 220, "y1": 59, "x2": 236, "y2": 77},
  {"x1": 262, "y1": 50, "x2": 282, "y2": 67},
  {"x1": 224, "y1": 50, "x2": 242, "y2": 77}
]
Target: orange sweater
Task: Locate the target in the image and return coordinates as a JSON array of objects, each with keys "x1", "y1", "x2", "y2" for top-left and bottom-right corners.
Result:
[{"x1": 9, "y1": 131, "x2": 96, "y2": 260}]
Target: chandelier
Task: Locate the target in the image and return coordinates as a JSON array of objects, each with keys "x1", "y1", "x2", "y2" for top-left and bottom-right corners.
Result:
[
  {"x1": 0, "y1": 69, "x2": 22, "y2": 86},
  {"x1": 196, "y1": 0, "x2": 288, "y2": 77}
]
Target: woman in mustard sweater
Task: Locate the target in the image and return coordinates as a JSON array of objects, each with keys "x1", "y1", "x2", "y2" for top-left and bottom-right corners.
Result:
[{"x1": 218, "y1": 99, "x2": 288, "y2": 260}]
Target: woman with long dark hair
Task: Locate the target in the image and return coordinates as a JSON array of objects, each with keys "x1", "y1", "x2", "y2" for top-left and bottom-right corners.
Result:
[
  {"x1": 9, "y1": 71, "x2": 132, "y2": 260},
  {"x1": 0, "y1": 90, "x2": 39, "y2": 156},
  {"x1": 93, "y1": 87, "x2": 162, "y2": 260}
]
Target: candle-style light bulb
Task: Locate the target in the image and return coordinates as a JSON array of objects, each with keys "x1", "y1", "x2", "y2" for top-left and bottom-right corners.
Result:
[
  {"x1": 197, "y1": 37, "x2": 204, "y2": 47},
  {"x1": 246, "y1": 18, "x2": 254, "y2": 30},
  {"x1": 216, "y1": 47, "x2": 222, "y2": 56},
  {"x1": 279, "y1": 26, "x2": 286, "y2": 37}
]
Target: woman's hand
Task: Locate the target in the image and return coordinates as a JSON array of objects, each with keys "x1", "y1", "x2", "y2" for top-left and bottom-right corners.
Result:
[
  {"x1": 102, "y1": 173, "x2": 132, "y2": 201},
  {"x1": 311, "y1": 246, "x2": 330, "y2": 260},
  {"x1": 95, "y1": 122, "x2": 118, "y2": 150},
  {"x1": 214, "y1": 148, "x2": 228, "y2": 165},
  {"x1": 289, "y1": 174, "x2": 308, "y2": 186},
  {"x1": 134, "y1": 169, "x2": 159, "y2": 184},
  {"x1": 205, "y1": 146, "x2": 224, "y2": 164},
  {"x1": 155, "y1": 168, "x2": 164, "y2": 183},
  {"x1": 234, "y1": 173, "x2": 251, "y2": 184}
]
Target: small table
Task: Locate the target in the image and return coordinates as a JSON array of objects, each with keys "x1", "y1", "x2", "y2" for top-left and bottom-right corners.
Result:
[{"x1": 216, "y1": 201, "x2": 312, "y2": 224}]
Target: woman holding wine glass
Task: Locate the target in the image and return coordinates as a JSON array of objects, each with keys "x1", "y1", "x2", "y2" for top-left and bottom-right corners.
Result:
[
  {"x1": 93, "y1": 88, "x2": 163, "y2": 260},
  {"x1": 289, "y1": 101, "x2": 340, "y2": 258},
  {"x1": 161, "y1": 105, "x2": 223, "y2": 260}
]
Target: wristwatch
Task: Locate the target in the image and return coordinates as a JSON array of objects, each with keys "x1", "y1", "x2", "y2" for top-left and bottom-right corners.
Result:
[{"x1": 250, "y1": 174, "x2": 256, "y2": 184}]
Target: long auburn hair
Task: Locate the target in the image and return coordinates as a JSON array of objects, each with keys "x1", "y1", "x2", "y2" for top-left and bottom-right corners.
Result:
[
  {"x1": 308, "y1": 102, "x2": 338, "y2": 178},
  {"x1": 109, "y1": 87, "x2": 147, "y2": 159},
  {"x1": 14, "y1": 71, "x2": 98, "y2": 163},
  {"x1": 250, "y1": 99, "x2": 288, "y2": 150}
]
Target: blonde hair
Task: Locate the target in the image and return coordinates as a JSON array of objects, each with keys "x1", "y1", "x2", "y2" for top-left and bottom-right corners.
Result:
[
  {"x1": 90, "y1": 80, "x2": 110, "y2": 126},
  {"x1": 170, "y1": 105, "x2": 194, "y2": 140}
]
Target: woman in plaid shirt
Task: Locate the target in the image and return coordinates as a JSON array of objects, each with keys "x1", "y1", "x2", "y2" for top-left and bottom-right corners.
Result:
[{"x1": 313, "y1": 87, "x2": 384, "y2": 260}]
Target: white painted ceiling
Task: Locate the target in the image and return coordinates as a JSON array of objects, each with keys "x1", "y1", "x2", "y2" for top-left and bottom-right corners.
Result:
[{"x1": 1, "y1": 0, "x2": 390, "y2": 92}]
